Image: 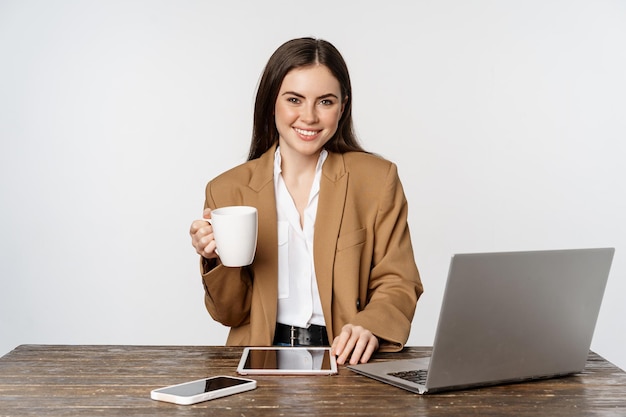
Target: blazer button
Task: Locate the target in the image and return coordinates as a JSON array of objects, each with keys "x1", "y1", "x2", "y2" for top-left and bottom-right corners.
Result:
[{"x1": 356, "y1": 299, "x2": 361, "y2": 310}]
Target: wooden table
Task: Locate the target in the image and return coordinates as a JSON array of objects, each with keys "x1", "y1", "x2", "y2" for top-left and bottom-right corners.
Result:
[{"x1": 0, "y1": 345, "x2": 625, "y2": 416}]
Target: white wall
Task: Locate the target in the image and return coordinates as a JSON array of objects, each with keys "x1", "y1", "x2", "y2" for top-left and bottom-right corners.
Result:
[{"x1": 1, "y1": 1, "x2": 625, "y2": 370}]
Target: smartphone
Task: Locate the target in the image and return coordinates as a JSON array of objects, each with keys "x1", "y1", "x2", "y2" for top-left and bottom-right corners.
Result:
[{"x1": 150, "y1": 375, "x2": 256, "y2": 405}]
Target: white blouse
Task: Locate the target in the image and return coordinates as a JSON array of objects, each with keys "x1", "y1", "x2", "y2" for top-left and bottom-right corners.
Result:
[{"x1": 273, "y1": 147, "x2": 328, "y2": 328}]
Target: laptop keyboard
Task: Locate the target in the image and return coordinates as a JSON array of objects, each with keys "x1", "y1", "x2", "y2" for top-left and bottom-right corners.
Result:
[{"x1": 387, "y1": 369, "x2": 428, "y2": 385}]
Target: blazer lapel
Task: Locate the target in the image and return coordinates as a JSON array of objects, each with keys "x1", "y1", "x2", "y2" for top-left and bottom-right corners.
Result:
[
  {"x1": 314, "y1": 152, "x2": 348, "y2": 337},
  {"x1": 247, "y1": 146, "x2": 279, "y2": 341},
  {"x1": 247, "y1": 148, "x2": 348, "y2": 340}
]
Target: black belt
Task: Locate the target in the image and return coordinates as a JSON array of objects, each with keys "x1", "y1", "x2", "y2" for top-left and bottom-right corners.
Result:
[{"x1": 273, "y1": 323, "x2": 329, "y2": 347}]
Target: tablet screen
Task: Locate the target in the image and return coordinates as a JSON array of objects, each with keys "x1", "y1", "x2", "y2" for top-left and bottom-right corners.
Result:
[{"x1": 237, "y1": 347, "x2": 338, "y2": 375}]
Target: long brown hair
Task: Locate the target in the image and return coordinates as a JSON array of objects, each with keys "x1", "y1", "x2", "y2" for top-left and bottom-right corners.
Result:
[{"x1": 248, "y1": 38, "x2": 365, "y2": 161}]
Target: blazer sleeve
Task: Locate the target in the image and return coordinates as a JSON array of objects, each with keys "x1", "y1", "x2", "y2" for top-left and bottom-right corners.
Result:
[
  {"x1": 201, "y1": 262, "x2": 253, "y2": 328},
  {"x1": 349, "y1": 163, "x2": 423, "y2": 351},
  {"x1": 200, "y1": 182, "x2": 254, "y2": 328}
]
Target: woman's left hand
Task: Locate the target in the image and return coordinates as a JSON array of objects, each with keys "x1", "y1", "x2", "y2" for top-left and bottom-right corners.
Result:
[{"x1": 331, "y1": 324, "x2": 379, "y2": 365}]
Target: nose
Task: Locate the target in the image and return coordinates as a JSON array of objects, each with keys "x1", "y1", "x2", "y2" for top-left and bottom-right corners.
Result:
[{"x1": 300, "y1": 103, "x2": 319, "y2": 124}]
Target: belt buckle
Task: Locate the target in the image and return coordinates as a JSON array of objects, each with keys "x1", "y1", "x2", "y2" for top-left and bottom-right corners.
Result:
[{"x1": 289, "y1": 326, "x2": 297, "y2": 347}]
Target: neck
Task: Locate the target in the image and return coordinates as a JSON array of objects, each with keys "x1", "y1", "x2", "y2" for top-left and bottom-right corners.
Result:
[{"x1": 279, "y1": 148, "x2": 321, "y2": 179}]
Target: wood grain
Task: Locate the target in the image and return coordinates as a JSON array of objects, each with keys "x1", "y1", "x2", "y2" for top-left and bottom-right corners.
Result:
[{"x1": 0, "y1": 345, "x2": 625, "y2": 416}]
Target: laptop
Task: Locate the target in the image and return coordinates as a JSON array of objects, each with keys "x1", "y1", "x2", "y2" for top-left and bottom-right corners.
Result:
[{"x1": 347, "y1": 248, "x2": 614, "y2": 394}]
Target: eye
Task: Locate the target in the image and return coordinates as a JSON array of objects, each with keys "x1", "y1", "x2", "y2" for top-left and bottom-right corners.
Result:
[
  {"x1": 320, "y1": 99, "x2": 334, "y2": 106},
  {"x1": 287, "y1": 97, "x2": 300, "y2": 104}
]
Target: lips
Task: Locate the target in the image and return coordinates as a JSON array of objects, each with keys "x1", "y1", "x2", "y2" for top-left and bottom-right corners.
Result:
[{"x1": 294, "y1": 127, "x2": 321, "y2": 140}]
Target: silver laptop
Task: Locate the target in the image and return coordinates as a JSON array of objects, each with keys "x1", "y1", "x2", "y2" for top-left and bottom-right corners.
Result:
[{"x1": 347, "y1": 248, "x2": 614, "y2": 394}]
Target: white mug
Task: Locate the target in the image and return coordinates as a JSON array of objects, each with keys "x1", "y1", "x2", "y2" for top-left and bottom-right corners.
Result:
[{"x1": 207, "y1": 206, "x2": 258, "y2": 267}]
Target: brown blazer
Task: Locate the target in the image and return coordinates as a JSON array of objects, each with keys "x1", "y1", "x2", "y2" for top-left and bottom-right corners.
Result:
[{"x1": 201, "y1": 145, "x2": 423, "y2": 351}]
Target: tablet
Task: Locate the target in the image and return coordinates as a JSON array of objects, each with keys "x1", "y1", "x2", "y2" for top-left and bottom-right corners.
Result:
[{"x1": 236, "y1": 347, "x2": 338, "y2": 375}]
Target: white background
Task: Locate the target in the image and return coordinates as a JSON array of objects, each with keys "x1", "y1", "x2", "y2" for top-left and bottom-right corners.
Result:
[{"x1": 1, "y1": 1, "x2": 625, "y2": 370}]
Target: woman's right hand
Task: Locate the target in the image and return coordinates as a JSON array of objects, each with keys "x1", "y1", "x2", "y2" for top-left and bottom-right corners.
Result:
[{"x1": 190, "y1": 208, "x2": 218, "y2": 259}]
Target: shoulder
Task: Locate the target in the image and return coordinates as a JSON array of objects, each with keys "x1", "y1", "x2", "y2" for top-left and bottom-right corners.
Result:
[
  {"x1": 209, "y1": 147, "x2": 275, "y2": 192},
  {"x1": 321, "y1": 152, "x2": 402, "y2": 198},
  {"x1": 209, "y1": 158, "x2": 260, "y2": 187},
  {"x1": 205, "y1": 156, "x2": 272, "y2": 207},
  {"x1": 342, "y1": 151, "x2": 395, "y2": 171},
  {"x1": 338, "y1": 152, "x2": 398, "y2": 184}
]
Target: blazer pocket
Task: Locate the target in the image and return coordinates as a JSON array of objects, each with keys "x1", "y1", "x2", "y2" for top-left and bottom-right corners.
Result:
[{"x1": 336, "y1": 228, "x2": 367, "y2": 251}]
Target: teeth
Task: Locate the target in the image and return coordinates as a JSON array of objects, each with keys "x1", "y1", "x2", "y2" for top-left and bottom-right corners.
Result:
[{"x1": 295, "y1": 128, "x2": 318, "y2": 137}]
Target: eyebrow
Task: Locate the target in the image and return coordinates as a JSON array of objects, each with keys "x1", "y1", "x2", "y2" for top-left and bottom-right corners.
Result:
[{"x1": 281, "y1": 91, "x2": 340, "y2": 100}]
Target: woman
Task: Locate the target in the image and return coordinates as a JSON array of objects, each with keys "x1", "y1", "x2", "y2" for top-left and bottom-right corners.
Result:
[{"x1": 190, "y1": 38, "x2": 423, "y2": 365}]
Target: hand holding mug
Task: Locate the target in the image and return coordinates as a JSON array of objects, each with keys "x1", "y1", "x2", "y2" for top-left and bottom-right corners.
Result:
[
  {"x1": 190, "y1": 206, "x2": 258, "y2": 267},
  {"x1": 190, "y1": 208, "x2": 218, "y2": 259}
]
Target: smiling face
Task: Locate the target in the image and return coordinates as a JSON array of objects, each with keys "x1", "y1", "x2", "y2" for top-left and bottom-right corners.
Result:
[{"x1": 274, "y1": 64, "x2": 346, "y2": 162}]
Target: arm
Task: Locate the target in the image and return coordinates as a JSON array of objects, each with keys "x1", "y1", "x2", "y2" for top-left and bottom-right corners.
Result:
[
  {"x1": 333, "y1": 163, "x2": 423, "y2": 363},
  {"x1": 201, "y1": 261, "x2": 253, "y2": 328},
  {"x1": 189, "y1": 189, "x2": 256, "y2": 328}
]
